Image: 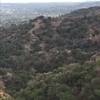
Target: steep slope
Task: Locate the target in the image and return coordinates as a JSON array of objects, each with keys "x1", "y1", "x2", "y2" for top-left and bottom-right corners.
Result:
[
  {"x1": 0, "y1": 7, "x2": 100, "y2": 72},
  {"x1": 0, "y1": 6, "x2": 100, "y2": 100}
]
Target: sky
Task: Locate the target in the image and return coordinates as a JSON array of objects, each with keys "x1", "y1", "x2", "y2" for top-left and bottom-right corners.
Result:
[{"x1": 1, "y1": 0, "x2": 100, "y2": 3}]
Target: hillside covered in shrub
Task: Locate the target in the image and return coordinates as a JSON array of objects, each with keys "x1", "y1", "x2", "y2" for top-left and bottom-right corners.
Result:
[{"x1": 0, "y1": 6, "x2": 100, "y2": 100}]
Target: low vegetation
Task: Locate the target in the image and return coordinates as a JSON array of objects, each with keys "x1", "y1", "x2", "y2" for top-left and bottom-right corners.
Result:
[{"x1": 0, "y1": 7, "x2": 100, "y2": 100}]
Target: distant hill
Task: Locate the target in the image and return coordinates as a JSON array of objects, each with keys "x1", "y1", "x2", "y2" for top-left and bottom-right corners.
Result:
[{"x1": 0, "y1": 2, "x2": 100, "y2": 26}]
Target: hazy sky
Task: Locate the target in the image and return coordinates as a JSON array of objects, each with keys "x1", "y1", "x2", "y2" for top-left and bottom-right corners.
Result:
[{"x1": 1, "y1": 0, "x2": 100, "y2": 3}]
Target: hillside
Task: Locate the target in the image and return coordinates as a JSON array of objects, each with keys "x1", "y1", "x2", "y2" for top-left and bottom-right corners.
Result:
[
  {"x1": 0, "y1": 6, "x2": 100, "y2": 71},
  {"x1": 0, "y1": 6, "x2": 100, "y2": 100}
]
